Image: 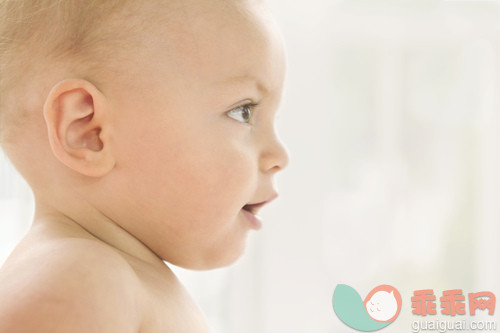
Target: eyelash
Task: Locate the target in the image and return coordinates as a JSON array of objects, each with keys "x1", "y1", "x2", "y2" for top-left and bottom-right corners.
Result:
[{"x1": 226, "y1": 103, "x2": 258, "y2": 125}]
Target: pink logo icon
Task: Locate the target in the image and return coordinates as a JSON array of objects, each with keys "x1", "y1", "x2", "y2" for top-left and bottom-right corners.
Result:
[{"x1": 364, "y1": 285, "x2": 402, "y2": 323}]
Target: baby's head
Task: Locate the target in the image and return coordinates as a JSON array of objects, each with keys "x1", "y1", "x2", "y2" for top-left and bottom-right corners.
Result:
[{"x1": 0, "y1": 0, "x2": 288, "y2": 269}]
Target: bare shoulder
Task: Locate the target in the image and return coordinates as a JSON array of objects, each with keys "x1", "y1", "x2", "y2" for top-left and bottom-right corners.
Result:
[{"x1": 0, "y1": 236, "x2": 141, "y2": 332}]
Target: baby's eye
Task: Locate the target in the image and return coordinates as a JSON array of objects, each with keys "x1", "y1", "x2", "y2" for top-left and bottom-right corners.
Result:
[{"x1": 226, "y1": 103, "x2": 256, "y2": 124}]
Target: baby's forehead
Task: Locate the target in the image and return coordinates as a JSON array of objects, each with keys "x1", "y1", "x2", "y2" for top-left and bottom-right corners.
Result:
[{"x1": 123, "y1": 1, "x2": 278, "y2": 82}]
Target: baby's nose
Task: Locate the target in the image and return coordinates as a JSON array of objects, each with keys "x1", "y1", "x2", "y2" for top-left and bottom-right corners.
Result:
[{"x1": 259, "y1": 135, "x2": 289, "y2": 173}]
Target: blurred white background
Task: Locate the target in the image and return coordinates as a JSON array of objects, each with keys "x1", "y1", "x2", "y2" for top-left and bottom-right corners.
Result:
[{"x1": 2, "y1": 0, "x2": 500, "y2": 332}]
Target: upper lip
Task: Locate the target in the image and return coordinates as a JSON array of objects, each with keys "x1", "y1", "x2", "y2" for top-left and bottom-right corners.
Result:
[{"x1": 243, "y1": 193, "x2": 278, "y2": 215}]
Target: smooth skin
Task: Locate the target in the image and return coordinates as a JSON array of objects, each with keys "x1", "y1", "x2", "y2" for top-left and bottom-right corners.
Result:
[{"x1": 0, "y1": 0, "x2": 288, "y2": 332}]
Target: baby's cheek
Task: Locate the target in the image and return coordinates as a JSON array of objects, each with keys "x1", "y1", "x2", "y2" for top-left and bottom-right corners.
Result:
[
  {"x1": 202, "y1": 151, "x2": 255, "y2": 202},
  {"x1": 179, "y1": 142, "x2": 254, "y2": 195}
]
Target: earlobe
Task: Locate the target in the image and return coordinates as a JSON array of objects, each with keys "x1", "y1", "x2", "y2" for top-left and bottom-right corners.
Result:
[{"x1": 43, "y1": 79, "x2": 115, "y2": 177}]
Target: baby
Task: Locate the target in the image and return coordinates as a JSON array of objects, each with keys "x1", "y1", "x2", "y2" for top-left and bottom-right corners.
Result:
[{"x1": 0, "y1": 0, "x2": 288, "y2": 331}]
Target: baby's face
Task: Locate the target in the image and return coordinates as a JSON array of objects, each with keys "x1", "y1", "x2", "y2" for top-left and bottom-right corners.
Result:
[{"x1": 100, "y1": 0, "x2": 288, "y2": 269}]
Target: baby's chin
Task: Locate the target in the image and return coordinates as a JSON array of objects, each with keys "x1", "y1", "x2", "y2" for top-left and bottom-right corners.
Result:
[{"x1": 160, "y1": 238, "x2": 248, "y2": 271}]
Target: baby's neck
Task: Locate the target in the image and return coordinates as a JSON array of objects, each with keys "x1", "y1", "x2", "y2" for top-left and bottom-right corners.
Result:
[{"x1": 33, "y1": 201, "x2": 165, "y2": 270}]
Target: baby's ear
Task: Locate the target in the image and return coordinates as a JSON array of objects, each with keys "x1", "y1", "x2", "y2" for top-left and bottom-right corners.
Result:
[{"x1": 43, "y1": 79, "x2": 115, "y2": 177}]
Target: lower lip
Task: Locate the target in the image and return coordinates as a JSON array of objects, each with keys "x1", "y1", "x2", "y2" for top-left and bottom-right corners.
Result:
[{"x1": 241, "y1": 209, "x2": 262, "y2": 230}]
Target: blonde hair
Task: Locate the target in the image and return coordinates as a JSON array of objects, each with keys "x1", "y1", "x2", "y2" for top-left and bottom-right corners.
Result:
[{"x1": 0, "y1": 0, "x2": 158, "y2": 140}]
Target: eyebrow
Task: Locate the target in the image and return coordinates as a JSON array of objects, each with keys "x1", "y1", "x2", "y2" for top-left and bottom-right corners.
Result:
[{"x1": 222, "y1": 75, "x2": 269, "y2": 95}]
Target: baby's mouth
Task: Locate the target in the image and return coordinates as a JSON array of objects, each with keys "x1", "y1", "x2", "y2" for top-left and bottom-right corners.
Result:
[
  {"x1": 243, "y1": 197, "x2": 276, "y2": 215},
  {"x1": 242, "y1": 193, "x2": 278, "y2": 216},
  {"x1": 242, "y1": 203, "x2": 260, "y2": 215},
  {"x1": 242, "y1": 202, "x2": 265, "y2": 230}
]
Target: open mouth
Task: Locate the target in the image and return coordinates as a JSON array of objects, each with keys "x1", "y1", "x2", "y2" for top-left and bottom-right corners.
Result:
[
  {"x1": 242, "y1": 204, "x2": 258, "y2": 215},
  {"x1": 242, "y1": 201, "x2": 268, "y2": 215},
  {"x1": 242, "y1": 203, "x2": 265, "y2": 230}
]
